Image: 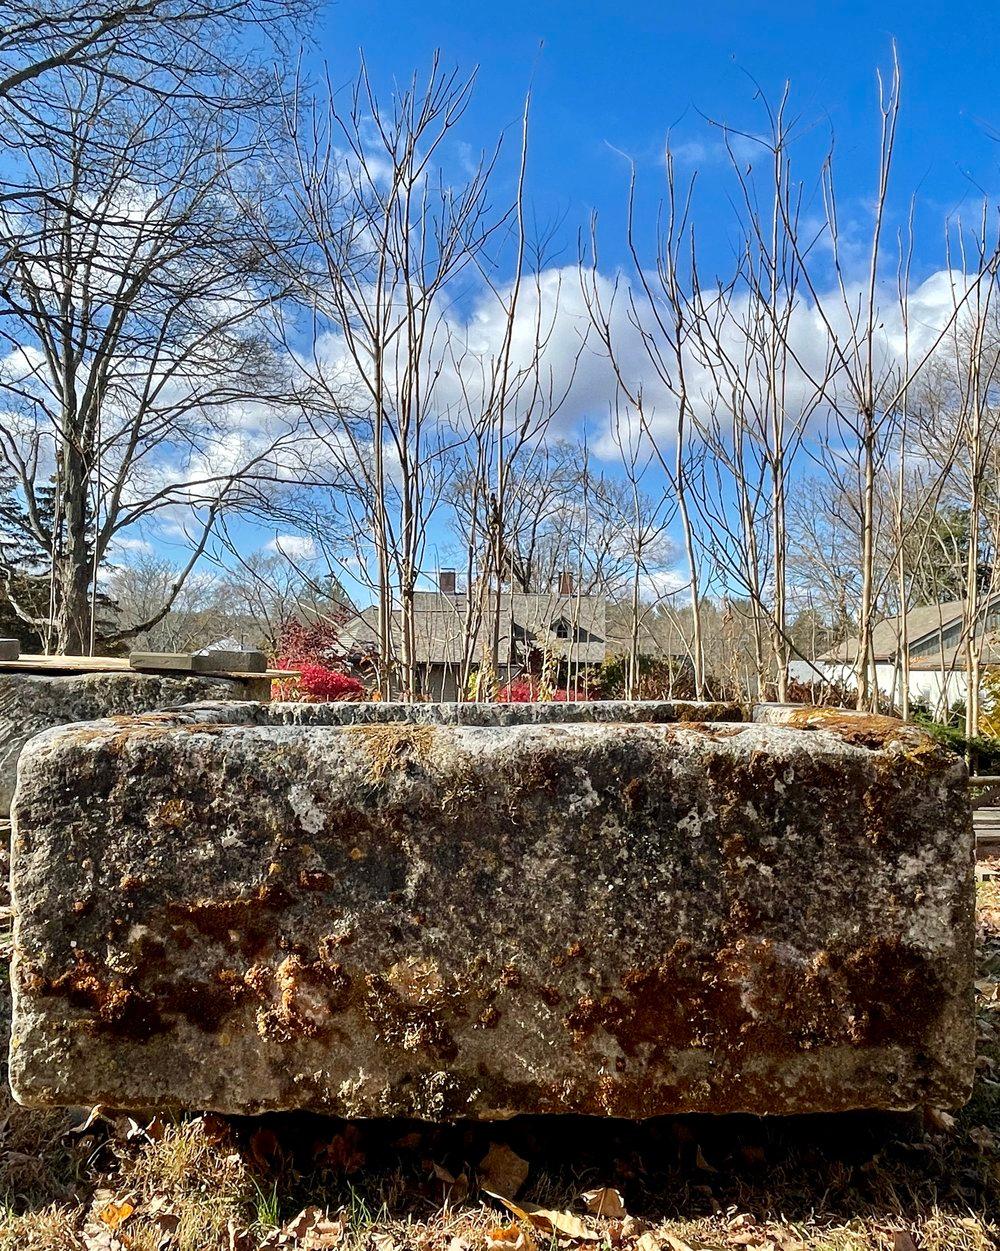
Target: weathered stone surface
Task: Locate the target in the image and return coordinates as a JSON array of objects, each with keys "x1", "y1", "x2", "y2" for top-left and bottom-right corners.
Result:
[
  {"x1": 9, "y1": 702, "x2": 974, "y2": 1118},
  {"x1": 0, "y1": 672, "x2": 250, "y2": 816},
  {"x1": 178, "y1": 697, "x2": 744, "y2": 728}
]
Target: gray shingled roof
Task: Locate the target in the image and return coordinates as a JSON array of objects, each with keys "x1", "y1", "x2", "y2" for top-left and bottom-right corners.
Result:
[
  {"x1": 341, "y1": 591, "x2": 608, "y2": 666},
  {"x1": 819, "y1": 595, "x2": 1000, "y2": 663}
]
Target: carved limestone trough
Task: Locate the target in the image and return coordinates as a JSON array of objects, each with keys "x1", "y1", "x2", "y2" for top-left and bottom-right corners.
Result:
[{"x1": 8, "y1": 700, "x2": 974, "y2": 1118}]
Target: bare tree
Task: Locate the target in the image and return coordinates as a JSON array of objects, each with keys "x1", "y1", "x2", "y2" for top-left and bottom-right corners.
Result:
[
  {"x1": 0, "y1": 61, "x2": 301, "y2": 651},
  {"x1": 582, "y1": 156, "x2": 709, "y2": 696},
  {"x1": 280, "y1": 55, "x2": 540, "y2": 699},
  {"x1": 0, "y1": 0, "x2": 311, "y2": 107}
]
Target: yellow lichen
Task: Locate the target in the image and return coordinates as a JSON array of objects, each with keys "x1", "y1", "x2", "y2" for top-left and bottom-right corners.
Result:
[{"x1": 348, "y1": 724, "x2": 438, "y2": 781}]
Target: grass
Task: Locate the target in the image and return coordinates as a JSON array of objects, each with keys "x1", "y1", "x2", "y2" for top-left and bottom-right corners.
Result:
[{"x1": 0, "y1": 889, "x2": 997, "y2": 1250}]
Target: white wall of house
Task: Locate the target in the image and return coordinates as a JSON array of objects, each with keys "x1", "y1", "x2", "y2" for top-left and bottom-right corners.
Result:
[{"x1": 790, "y1": 659, "x2": 972, "y2": 718}]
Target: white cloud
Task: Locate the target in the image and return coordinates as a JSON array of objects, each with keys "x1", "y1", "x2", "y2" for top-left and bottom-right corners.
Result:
[
  {"x1": 639, "y1": 569, "x2": 690, "y2": 599},
  {"x1": 107, "y1": 535, "x2": 153, "y2": 556},
  {"x1": 295, "y1": 258, "x2": 981, "y2": 472},
  {"x1": 265, "y1": 534, "x2": 316, "y2": 560}
]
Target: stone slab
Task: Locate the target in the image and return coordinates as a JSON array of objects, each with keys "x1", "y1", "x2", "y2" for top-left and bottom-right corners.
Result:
[
  {"x1": 8, "y1": 702, "x2": 975, "y2": 1118},
  {"x1": 0, "y1": 641, "x2": 19, "y2": 661},
  {"x1": 130, "y1": 651, "x2": 267, "y2": 675},
  {"x1": 0, "y1": 671, "x2": 250, "y2": 816}
]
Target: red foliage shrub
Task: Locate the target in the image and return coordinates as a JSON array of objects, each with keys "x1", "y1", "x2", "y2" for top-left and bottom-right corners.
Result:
[
  {"x1": 277, "y1": 615, "x2": 345, "y2": 668},
  {"x1": 274, "y1": 614, "x2": 364, "y2": 702},
  {"x1": 294, "y1": 663, "x2": 364, "y2": 702},
  {"x1": 497, "y1": 677, "x2": 590, "y2": 702}
]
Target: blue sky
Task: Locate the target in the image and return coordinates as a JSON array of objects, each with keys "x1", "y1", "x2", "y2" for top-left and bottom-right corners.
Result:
[
  {"x1": 313, "y1": 0, "x2": 1000, "y2": 281},
  {"x1": 157, "y1": 2, "x2": 1000, "y2": 603}
]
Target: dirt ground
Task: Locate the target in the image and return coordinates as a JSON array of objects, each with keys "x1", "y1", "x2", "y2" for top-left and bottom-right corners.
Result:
[{"x1": 0, "y1": 875, "x2": 997, "y2": 1251}]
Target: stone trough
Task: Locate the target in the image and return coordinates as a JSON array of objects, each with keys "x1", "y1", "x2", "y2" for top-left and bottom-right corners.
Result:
[{"x1": 8, "y1": 700, "x2": 974, "y2": 1118}]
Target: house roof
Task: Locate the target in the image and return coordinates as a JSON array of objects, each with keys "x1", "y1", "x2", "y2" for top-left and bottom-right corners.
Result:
[
  {"x1": 907, "y1": 639, "x2": 1000, "y2": 671},
  {"x1": 341, "y1": 590, "x2": 608, "y2": 666},
  {"x1": 819, "y1": 594, "x2": 1000, "y2": 664}
]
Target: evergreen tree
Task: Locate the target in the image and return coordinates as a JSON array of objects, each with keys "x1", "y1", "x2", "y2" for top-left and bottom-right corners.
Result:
[{"x1": 0, "y1": 473, "x2": 46, "y2": 646}]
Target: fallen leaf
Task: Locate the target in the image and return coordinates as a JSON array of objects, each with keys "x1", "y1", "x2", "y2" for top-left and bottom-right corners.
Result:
[
  {"x1": 144, "y1": 1115, "x2": 167, "y2": 1142},
  {"x1": 282, "y1": 1206, "x2": 345, "y2": 1248},
  {"x1": 486, "y1": 1223, "x2": 537, "y2": 1251},
  {"x1": 486, "y1": 1192, "x2": 602, "y2": 1242},
  {"x1": 81, "y1": 1231, "x2": 124, "y2": 1251},
  {"x1": 315, "y1": 1126, "x2": 365, "y2": 1173},
  {"x1": 68, "y1": 1105, "x2": 106, "y2": 1136},
  {"x1": 146, "y1": 1195, "x2": 180, "y2": 1237},
  {"x1": 98, "y1": 1200, "x2": 134, "y2": 1230},
  {"x1": 891, "y1": 1233, "x2": 917, "y2": 1251},
  {"x1": 371, "y1": 1234, "x2": 398, "y2": 1251},
  {"x1": 662, "y1": 1232, "x2": 727, "y2": 1251},
  {"x1": 479, "y1": 1144, "x2": 529, "y2": 1197},
  {"x1": 637, "y1": 1234, "x2": 662, "y2": 1251},
  {"x1": 580, "y1": 1187, "x2": 627, "y2": 1219}
]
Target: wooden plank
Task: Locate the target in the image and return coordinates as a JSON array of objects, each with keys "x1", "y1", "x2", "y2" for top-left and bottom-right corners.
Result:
[
  {"x1": 0, "y1": 654, "x2": 292, "y2": 681},
  {"x1": 0, "y1": 655, "x2": 130, "y2": 674}
]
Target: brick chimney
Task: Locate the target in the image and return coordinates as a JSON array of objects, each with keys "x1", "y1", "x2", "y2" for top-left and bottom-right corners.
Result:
[
  {"x1": 558, "y1": 570, "x2": 574, "y2": 596},
  {"x1": 439, "y1": 569, "x2": 457, "y2": 595}
]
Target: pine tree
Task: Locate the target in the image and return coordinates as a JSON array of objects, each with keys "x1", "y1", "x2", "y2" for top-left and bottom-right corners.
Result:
[
  {"x1": 0, "y1": 473, "x2": 46, "y2": 646},
  {"x1": 0, "y1": 474, "x2": 110, "y2": 650}
]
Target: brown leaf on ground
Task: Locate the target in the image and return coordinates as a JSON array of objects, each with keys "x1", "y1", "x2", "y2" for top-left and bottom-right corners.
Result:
[
  {"x1": 97, "y1": 1198, "x2": 134, "y2": 1230},
  {"x1": 81, "y1": 1231, "x2": 125, "y2": 1251},
  {"x1": 636, "y1": 1233, "x2": 662, "y2": 1251},
  {"x1": 251, "y1": 1126, "x2": 282, "y2": 1170},
  {"x1": 609, "y1": 1216, "x2": 648, "y2": 1245},
  {"x1": 433, "y1": 1162, "x2": 470, "y2": 1204},
  {"x1": 486, "y1": 1223, "x2": 537, "y2": 1251},
  {"x1": 580, "y1": 1186, "x2": 627, "y2": 1218},
  {"x1": 479, "y1": 1143, "x2": 529, "y2": 1197},
  {"x1": 67, "y1": 1105, "x2": 106, "y2": 1136},
  {"x1": 485, "y1": 1192, "x2": 602, "y2": 1241},
  {"x1": 663, "y1": 1232, "x2": 728, "y2": 1251},
  {"x1": 280, "y1": 1206, "x2": 346, "y2": 1248},
  {"x1": 891, "y1": 1232, "x2": 918, "y2": 1251},
  {"x1": 144, "y1": 1193, "x2": 180, "y2": 1244},
  {"x1": 969, "y1": 1124, "x2": 996, "y2": 1150}
]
